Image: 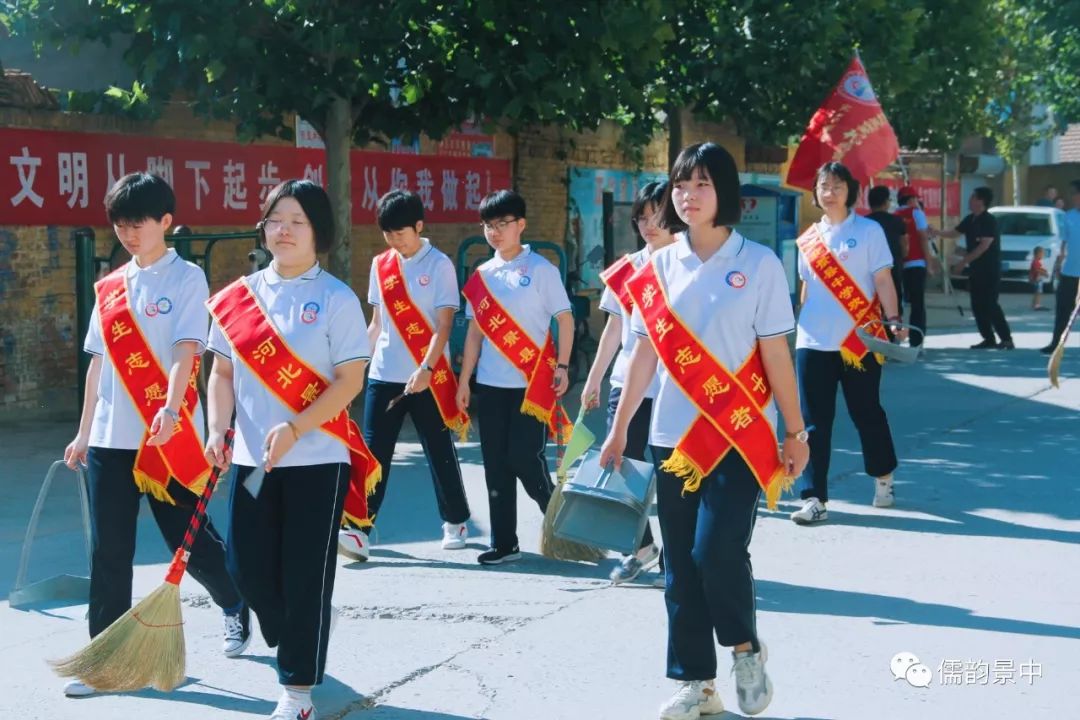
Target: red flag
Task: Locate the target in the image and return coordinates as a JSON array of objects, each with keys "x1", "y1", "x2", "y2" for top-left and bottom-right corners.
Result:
[{"x1": 786, "y1": 56, "x2": 899, "y2": 191}]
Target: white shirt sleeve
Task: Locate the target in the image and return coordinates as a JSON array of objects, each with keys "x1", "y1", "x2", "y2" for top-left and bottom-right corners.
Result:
[
  {"x1": 84, "y1": 304, "x2": 104, "y2": 356},
  {"x1": 598, "y1": 284, "x2": 621, "y2": 315},
  {"x1": 866, "y1": 222, "x2": 894, "y2": 273},
  {"x1": 539, "y1": 262, "x2": 572, "y2": 318},
  {"x1": 366, "y1": 259, "x2": 381, "y2": 306},
  {"x1": 754, "y1": 254, "x2": 797, "y2": 338},
  {"x1": 207, "y1": 320, "x2": 231, "y2": 359},
  {"x1": 630, "y1": 302, "x2": 647, "y2": 337},
  {"x1": 797, "y1": 246, "x2": 810, "y2": 281},
  {"x1": 328, "y1": 289, "x2": 371, "y2": 366},
  {"x1": 434, "y1": 255, "x2": 461, "y2": 310},
  {"x1": 172, "y1": 267, "x2": 210, "y2": 353},
  {"x1": 913, "y1": 208, "x2": 929, "y2": 231}
]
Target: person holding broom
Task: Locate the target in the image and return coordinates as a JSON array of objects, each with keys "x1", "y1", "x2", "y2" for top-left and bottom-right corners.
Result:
[
  {"x1": 455, "y1": 189, "x2": 575, "y2": 566},
  {"x1": 581, "y1": 179, "x2": 678, "y2": 586},
  {"x1": 205, "y1": 179, "x2": 377, "y2": 720},
  {"x1": 337, "y1": 189, "x2": 471, "y2": 563},
  {"x1": 600, "y1": 143, "x2": 809, "y2": 718},
  {"x1": 60, "y1": 172, "x2": 248, "y2": 698}
]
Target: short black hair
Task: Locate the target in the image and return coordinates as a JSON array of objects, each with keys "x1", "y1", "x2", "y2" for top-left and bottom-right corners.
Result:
[
  {"x1": 973, "y1": 186, "x2": 993, "y2": 208},
  {"x1": 1069, "y1": 180, "x2": 1080, "y2": 195},
  {"x1": 376, "y1": 189, "x2": 425, "y2": 231},
  {"x1": 868, "y1": 186, "x2": 891, "y2": 209},
  {"x1": 660, "y1": 142, "x2": 741, "y2": 228},
  {"x1": 479, "y1": 189, "x2": 526, "y2": 221},
  {"x1": 631, "y1": 180, "x2": 677, "y2": 239},
  {"x1": 812, "y1": 162, "x2": 860, "y2": 210},
  {"x1": 259, "y1": 179, "x2": 335, "y2": 254},
  {"x1": 104, "y1": 172, "x2": 175, "y2": 224}
]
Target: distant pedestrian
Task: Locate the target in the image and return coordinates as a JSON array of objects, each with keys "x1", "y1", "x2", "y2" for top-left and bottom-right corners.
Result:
[
  {"x1": 1036, "y1": 185, "x2": 1059, "y2": 208},
  {"x1": 1029, "y1": 246, "x2": 1050, "y2": 311}
]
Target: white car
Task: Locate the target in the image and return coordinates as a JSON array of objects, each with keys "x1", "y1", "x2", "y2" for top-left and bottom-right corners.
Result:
[{"x1": 989, "y1": 205, "x2": 1066, "y2": 288}]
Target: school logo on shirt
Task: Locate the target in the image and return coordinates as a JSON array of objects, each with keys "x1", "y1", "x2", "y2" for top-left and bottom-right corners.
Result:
[
  {"x1": 518, "y1": 275, "x2": 532, "y2": 287},
  {"x1": 301, "y1": 301, "x2": 320, "y2": 324},
  {"x1": 418, "y1": 274, "x2": 431, "y2": 287},
  {"x1": 845, "y1": 238, "x2": 858, "y2": 249},
  {"x1": 726, "y1": 271, "x2": 747, "y2": 289},
  {"x1": 144, "y1": 303, "x2": 159, "y2": 317},
  {"x1": 155, "y1": 297, "x2": 173, "y2": 314}
]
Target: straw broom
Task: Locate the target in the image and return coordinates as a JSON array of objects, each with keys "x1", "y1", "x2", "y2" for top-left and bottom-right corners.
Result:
[
  {"x1": 51, "y1": 430, "x2": 235, "y2": 692},
  {"x1": 1048, "y1": 290, "x2": 1080, "y2": 388},
  {"x1": 540, "y1": 406, "x2": 607, "y2": 562}
]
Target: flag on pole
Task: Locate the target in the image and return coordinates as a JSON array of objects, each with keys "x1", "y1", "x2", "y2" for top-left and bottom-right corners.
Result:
[{"x1": 786, "y1": 55, "x2": 900, "y2": 191}]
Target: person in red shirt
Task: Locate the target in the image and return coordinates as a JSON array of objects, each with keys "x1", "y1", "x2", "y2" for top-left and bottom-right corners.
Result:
[{"x1": 894, "y1": 186, "x2": 940, "y2": 348}]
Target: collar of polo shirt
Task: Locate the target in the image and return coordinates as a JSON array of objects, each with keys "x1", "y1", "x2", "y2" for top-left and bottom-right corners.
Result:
[
  {"x1": 819, "y1": 211, "x2": 856, "y2": 232},
  {"x1": 264, "y1": 261, "x2": 322, "y2": 285},
  {"x1": 125, "y1": 247, "x2": 179, "y2": 277},
  {"x1": 674, "y1": 230, "x2": 746, "y2": 264},
  {"x1": 401, "y1": 237, "x2": 434, "y2": 265},
  {"x1": 491, "y1": 243, "x2": 532, "y2": 266}
]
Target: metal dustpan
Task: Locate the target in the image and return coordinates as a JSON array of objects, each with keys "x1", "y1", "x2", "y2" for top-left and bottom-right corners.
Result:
[
  {"x1": 9, "y1": 460, "x2": 92, "y2": 609},
  {"x1": 856, "y1": 320, "x2": 924, "y2": 363}
]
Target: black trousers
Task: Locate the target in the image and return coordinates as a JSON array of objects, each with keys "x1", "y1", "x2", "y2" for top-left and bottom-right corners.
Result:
[
  {"x1": 1050, "y1": 274, "x2": 1080, "y2": 347},
  {"x1": 229, "y1": 463, "x2": 349, "y2": 687},
  {"x1": 606, "y1": 386, "x2": 656, "y2": 549},
  {"x1": 85, "y1": 447, "x2": 242, "y2": 638},
  {"x1": 969, "y1": 273, "x2": 1013, "y2": 343},
  {"x1": 362, "y1": 379, "x2": 470, "y2": 527},
  {"x1": 903, "y1": 266, "x2": 927, "y2": 347},
  {"x1": 654, "y1": 448, "x2": 761, "y2": 680},
  {"x1": 476, "y1": 384, "x2": 554, "y2": 552},
  {"x1": 795, "y1": 349, "x2": 898, "y2": 503}
]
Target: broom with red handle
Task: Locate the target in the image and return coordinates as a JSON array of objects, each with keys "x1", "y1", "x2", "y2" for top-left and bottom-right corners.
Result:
[{"x1": 52, "y1": 430, "x2": 235, "y2": 692}]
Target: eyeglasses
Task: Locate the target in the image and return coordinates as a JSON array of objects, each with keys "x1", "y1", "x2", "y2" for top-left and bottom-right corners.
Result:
[
  {"x1": 481, "y1": 218, "x2": 519, "y2": 233},
  {"x1": 261, "y1": 218, "x2": 310, "y2": 233},
  {"x1": 816, "y1": 183, "x2": 847, "y2": 195}
]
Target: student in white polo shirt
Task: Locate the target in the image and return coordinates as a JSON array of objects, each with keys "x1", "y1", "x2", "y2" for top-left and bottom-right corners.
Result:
[
  {"x1": 60, "y1": 173, "x2": 248, "y2": 698},
  {"x1": 600, "y1": 143, "x2": 809, "y2": 719},
  {"x1": 337, "y1": 190, "x2": 471, "y2": 562},
  {"x1": 455, "y1": 189, "x2": 575, "y2": 566},
  {"x1": 582, "y1": 179, "x2": 678, "y2": 587},
  {"x1": 204, "y1": 180, "x2": 371, "y2": 720},
  {"x1": 791, "y1": 161, "x2": 903, "y2": 524}
]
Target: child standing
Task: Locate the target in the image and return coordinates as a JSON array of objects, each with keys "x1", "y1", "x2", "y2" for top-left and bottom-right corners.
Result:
[
  {"x1": 1030, "y1": 246, "x2": 1050, "y2": 310},
  {"x1": 62, "y1": 172, "x2": 248, "y2": 698}
]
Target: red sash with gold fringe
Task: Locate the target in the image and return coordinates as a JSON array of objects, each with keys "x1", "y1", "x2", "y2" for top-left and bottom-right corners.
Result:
[
  {"x1": 96, "y1": 268, "x2": 210, "y2": 503},
  {"x1": 626, "y1": 260, "x2": 791, "y2": 508},
  {"x1": 375, "y1": 250, "x2": 470, "y2": 440},
  {"x1": 462, "y1": 273, "x2": 571, "y2": 442},
  {"x1": 797, "y1": 226, "x2": 887, "y2": 368},
  {"x1": 600, "y1": 254, "x2": 637, "y2": 316},
  {"x1": 207, "y1": 278, "x2": 381, "y2": 528}
]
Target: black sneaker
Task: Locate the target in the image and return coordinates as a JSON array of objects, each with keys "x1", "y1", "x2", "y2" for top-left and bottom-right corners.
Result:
[
  {"x1": 222, "y1": 604, "x2": 251, "y2": 658},
  {"x1": 970, "y1": 339, "x2": 997, "y2": 349},
  {"x1": 1040, "y1": 344, "x2": 1056, "y2": 354},
  {"x1": 997, "y1": 340, "x2": 1015, "y2": 350},
  {"x1": 477, "y1": 546, "x2": 522, "y2": 565}
]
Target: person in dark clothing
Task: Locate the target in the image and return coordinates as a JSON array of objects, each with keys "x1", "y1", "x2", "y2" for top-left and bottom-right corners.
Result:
[
  {"x1": 939, "y1": 187, "x2": 1014, "y2": 349},
  {"x1": 866, "y1": 186, "x2": 908, "y2": 322}
]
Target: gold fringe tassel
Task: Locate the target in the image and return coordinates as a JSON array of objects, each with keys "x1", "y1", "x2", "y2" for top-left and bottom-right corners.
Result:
[
  {"x1": 448, "y1": 416, "x2": 471, "y2": 443},
  {"x1": 874, "y1": 352, "x2": 886, "y2": 366},
  {"x1": 839, "y1": 347, "x2": 866, "y2": 371},
  {"x1": 659, "y1": 449, "x2": 706, "y2": 495},
  {"x1": 764, "y1": 469, "x2": 798, "y2": 510},
  {"x1": 519, "y1": 399, "x2": 553, "y2": 427},
  {"x1": 132, "y1": 470, "x2": 177, "y2": 506},
  {"x1": 341, "y1": 510, "x2": 373, "y2": 529},
  {"x1": 364, "y1": 465, "x2": 382, "y2": 498}
]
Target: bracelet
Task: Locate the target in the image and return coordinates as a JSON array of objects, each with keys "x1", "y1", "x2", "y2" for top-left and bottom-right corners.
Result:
[
  {"x1": 421, "y1": 363, "x2": 435, "y2": 373},
  {"x1": 556, "y1": 363, "x2": 570, "y2": 371},
  {"x1": 285, "y1": 420, "x2": 301, "y2": 441},
  {"x1": 161, "y1": 407, "x2": 180, "y2": 423}
]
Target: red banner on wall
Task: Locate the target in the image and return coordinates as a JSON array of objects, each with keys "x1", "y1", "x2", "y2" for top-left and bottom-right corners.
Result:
[
  {"x1": 856, "y1": 178, "x2": 961, "y2": 217},
  {"x1": 0, "y1": 127, "x2": 511, "y2": 226}
]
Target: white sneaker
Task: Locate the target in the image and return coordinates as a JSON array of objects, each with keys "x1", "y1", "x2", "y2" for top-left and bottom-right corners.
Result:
[
  {"x1": 732, "y1": 643, "x2": 773, "y2": 716},
  {"x1": 790, "y1": 497, "x2": 828, "y2": 525},
  {"x1": 269, "y1": 690, "x2": 315, "y2": 720},
  {"x1": 441, "y1": 522, "x2": 468, "y2": 549},
  {"x1": 222, "y1": 605, "x2": 251, "y2": 657},
  {"x1": 873, "y1": 476, "x2": 895, "y2": 508},
  {"x1": 337, "y1": 527, "x2": 370, "y2": 562},
  {"x1": 610, "y1": 543, "x2": 661, "y2": 584},
  {"x1": 658, "y1": 679, "x2": 724, "y2": 719},
  {"x1": 63, "y1": 680, "x2": 95, "y2": 697},
  {"x1": 653, "y1": 571, "x2": 666, "y2": 589}
]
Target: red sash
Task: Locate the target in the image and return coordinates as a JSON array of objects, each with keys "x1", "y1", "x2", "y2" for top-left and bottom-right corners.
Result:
[
  {"x1": 626, "y1": 260, "x2": 791, "y2": 508},
  {"x1": 462, "y1": 273, "x2": 571, "y2": 442},
  {"x1": 599, "y1": 254, "x2": 637, "y2": 316},
  {"x1": 207, "y1": 278, "x2": 381, "y2": 528},
  {"x1": 375, "y1": 250, "x2": 470, "y2": 440},
  {"x1": 95, "y1": 268, "x2": 210, "y2": 503},
  {"x1": 797, "y1": 226, "x2": 887, "y2": 369}
]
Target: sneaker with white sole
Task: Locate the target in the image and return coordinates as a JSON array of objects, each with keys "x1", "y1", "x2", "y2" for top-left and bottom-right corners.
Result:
[
  {"x1": 223, "y1": 605, "x2": 251, "y2": 657},
  {"x1": 477, "y1": 546, "x2": 522, "y2": 565},
  {"x1": 269, "y1": 689, "x2": 315, "y2": 720},
  {"x1": 337, "y1": 527, "x2": 370, "y2": 562},
  {"x1": 790, "y1": 497, "x2": 828, "y2": 525},
  {"x1": 658, "y1": 679, "x2": 724, "y2": 719},
  {"x1": 732, "y1": 643, "x2": 773, "y2": 716},
  {"x1": 610, "y1": 543, "x2": 661, "y2": 585},
  {"x1": 441, "y1": 522, "x2": 468, "y2": 549},
  {"x1": 872, "y1": 476, "x2": 895, "y2": 508},
  {"x1": 63, "y1": 680, "x2": 95, "y2": 697}
]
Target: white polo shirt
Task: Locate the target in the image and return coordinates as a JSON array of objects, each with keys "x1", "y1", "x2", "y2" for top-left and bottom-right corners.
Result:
[
  {"x1": 208, "y1": 263, "x2": 370, "y2": 468},
  {"x1": 464, "y1": 245, "x2": 572, "y2": 389},
  {"x1": 368, "y1": 239, "x2": 460, "y2": 383},
  {"x1": 903, "y1": 207, "x2": 930, "y2": 269},
  {"x1": 796, "y1": 212, "x2": 893, "y2": 351},
  {"x1": 599, "y1": 247, "x2": 660, "y2": 399},
  {"x1": 84, "y1": 249, "x2": 208, "y2": 450},
  {"x1": 630, "y1": 231, "x2": 795, "y2": 449}
]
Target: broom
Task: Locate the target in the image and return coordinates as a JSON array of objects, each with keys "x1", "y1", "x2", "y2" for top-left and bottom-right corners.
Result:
[
  {"x1": 1048, "y1": 291, "x2": 1080, "y2": 388},
  {"x1": 51, "y1": 430, "x2": 235, "y2": 692},
  {"x1": 539, "y1": 405, "x2": 607, "y2": 562}
]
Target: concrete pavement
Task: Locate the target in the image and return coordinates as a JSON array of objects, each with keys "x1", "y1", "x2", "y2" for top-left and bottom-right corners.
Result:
[{"x1": 2, "y1": 288, "x2": 1078, "y2": 720}]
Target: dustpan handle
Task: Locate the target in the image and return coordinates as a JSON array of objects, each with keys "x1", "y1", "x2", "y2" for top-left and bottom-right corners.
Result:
[{"x1": 165, "y1": 429, "x2": 234, "y2": 584}]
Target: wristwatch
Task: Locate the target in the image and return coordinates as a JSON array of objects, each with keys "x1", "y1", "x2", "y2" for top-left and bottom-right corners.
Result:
[
  {"x1": 421, "y1": 363, "x2": 435, "y2": 373},
  {"x1": 161, "y1": 407, "x2": 181, "y2": 423},
  {"x1": 555, "y1": 363, "x2": 570, "y2": 371},
  {"x1": 785, "y1": 427, "x2": 810, "y2": 444}
]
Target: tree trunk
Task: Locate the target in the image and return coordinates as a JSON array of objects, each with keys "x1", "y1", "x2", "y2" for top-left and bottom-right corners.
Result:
[
  {"x1": 1011, "y1": 161, "x2": 1022, "y2": 206},
  {"x1": 666, "y1": 104, "x2": 683, "y2": 170},
  {"x1": 325, "y1": 95, "x2": 353, "y2": 282}
]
